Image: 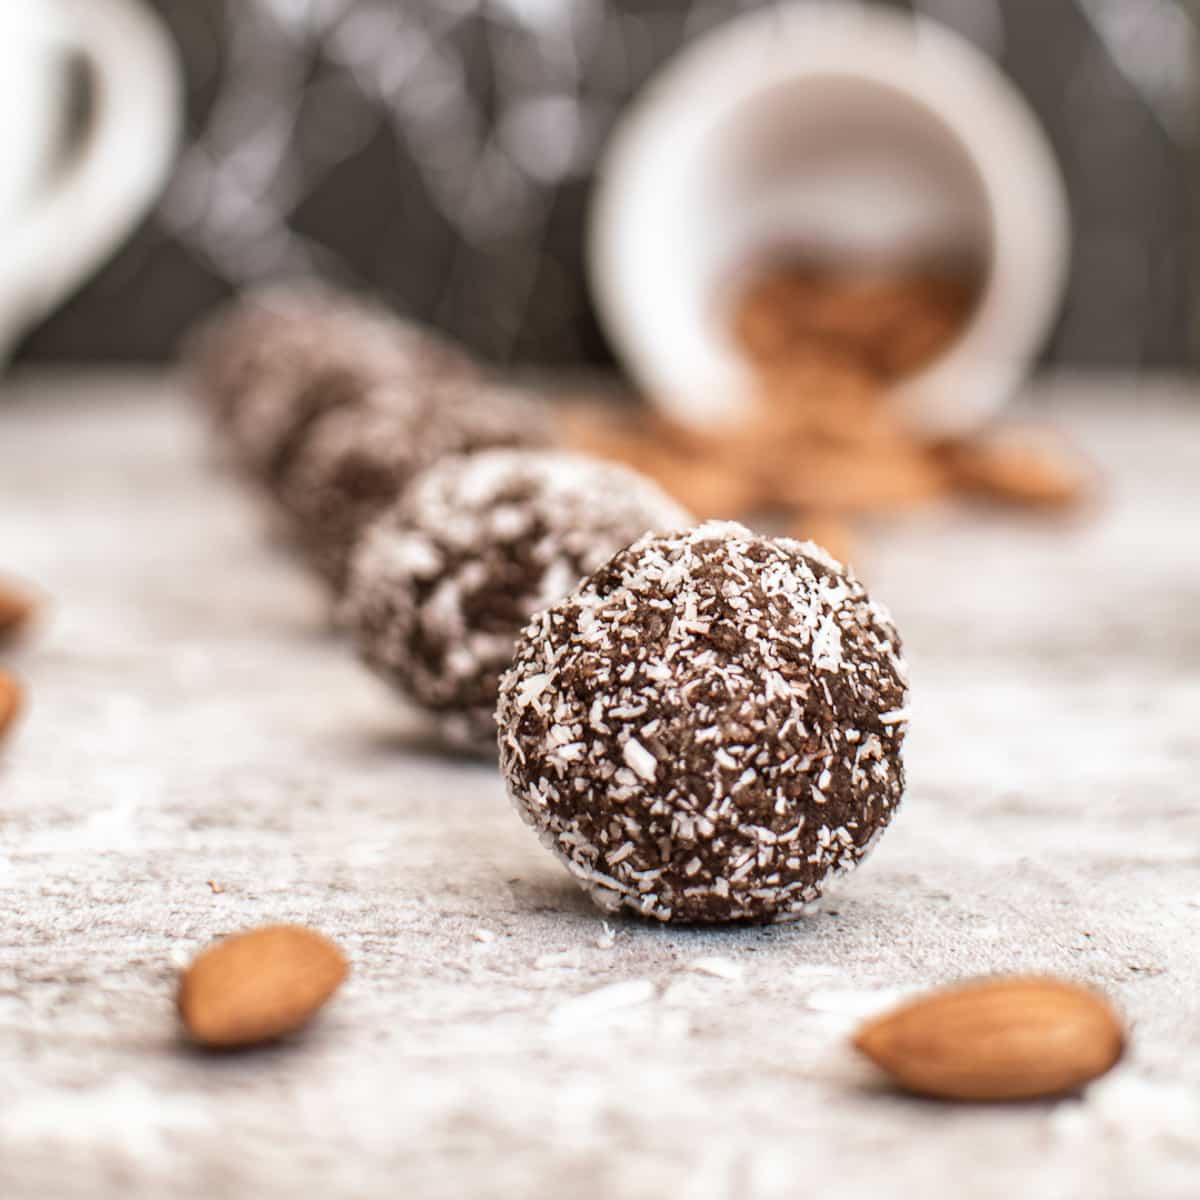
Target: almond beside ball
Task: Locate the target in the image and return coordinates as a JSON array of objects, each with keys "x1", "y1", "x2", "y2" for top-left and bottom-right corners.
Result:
[
  {"x1": 177, "y1": 924, "x2": 348, "y2": 1049},
  {"x1": 852, "y1": 974, "x2": 1125, "y2": 1101}
]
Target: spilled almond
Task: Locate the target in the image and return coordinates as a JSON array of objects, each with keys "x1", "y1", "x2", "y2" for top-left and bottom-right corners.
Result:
[
  {"x1": 790, "y1": 512, "x2": 857, "y2": 568},
  {"x1": 937, "y1": 431, "x2": 1090, "y2": 509},
  {"x1": 852, "y1": 974, "x2": 1124, "y2": 1101},
  {"x1": 177, "y1": 923, "x2": 348, "y2": 1049},
  {"x1": 0, "y1": 580, "x2": 36, "y2": 644},
  {"x1": 0, "y1": 670, "x2": 23, "y2": 743}
]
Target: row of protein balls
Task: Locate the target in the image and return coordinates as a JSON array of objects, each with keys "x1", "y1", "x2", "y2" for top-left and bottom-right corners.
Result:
[
  {"x1": 186, "y1": 286, "x2": 910, "y2": 923},
  {"x1": 187, "y1": 285, "x2": 691, "y2": 751}
]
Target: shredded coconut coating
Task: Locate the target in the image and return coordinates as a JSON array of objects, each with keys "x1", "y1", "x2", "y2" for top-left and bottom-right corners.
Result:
[
  {"x1": 343, "y1": 450, "x2": 692, "y2": 753},
  {"x1": 277, "y1": 382, "x2": 551, "y2": 589},
  {"x1": 496, "y1": 520, "x2": 909, "y2": 923},
  {"x1": 187, "y1": 286, "x2": 478, "y2": 480}
]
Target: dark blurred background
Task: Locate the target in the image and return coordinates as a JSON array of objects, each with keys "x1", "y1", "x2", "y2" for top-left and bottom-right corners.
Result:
[{"x1": 18, "y1": 0, "x2": 1200, "y2": 370}]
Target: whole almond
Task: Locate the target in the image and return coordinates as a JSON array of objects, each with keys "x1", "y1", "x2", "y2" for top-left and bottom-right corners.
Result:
[
  {"x1": 790, "y1": 512, "x2": 856, "y2": 569},
  {"x1": 0, "y1": 670, "x2": 23, "y2": 742},
  {"x1": 852, "y1": 975, "x2": 1124, "y2": 1101},
  {"x1": 177, "y1": 924, "x2": 348, "y2": 1048},
  {"x1": 0, "y1": 581, "x2": 36, "y2": 644},
  {"x1": 939, "y1": 433, "x2": 1089, "y2": 509}
]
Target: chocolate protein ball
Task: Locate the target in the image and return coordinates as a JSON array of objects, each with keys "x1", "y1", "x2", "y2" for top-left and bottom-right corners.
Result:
[
  {"x1": 343, "y1": 450, "x2": 692, "y2": 752},
  {"x1": 496, "y1": 520, "x2": 909, "y2": 923},
  {"x1": 185, "y1": 284, "x2": 345, "y2": 426},
  {"x1": 276, "y1": 381, "x2": 552, "y2": 589},
  {"x1": 188, "y1": 286, "x2": 478, "y2": 481}
]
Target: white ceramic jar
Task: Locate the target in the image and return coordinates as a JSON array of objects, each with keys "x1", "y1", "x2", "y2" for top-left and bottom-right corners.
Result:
[
  {"x1": 588, "y1": 2, "x2": 1070, "y2": 434},
  {"x1": 0, "y1": 0, "x2": 180, "y2": 366}
]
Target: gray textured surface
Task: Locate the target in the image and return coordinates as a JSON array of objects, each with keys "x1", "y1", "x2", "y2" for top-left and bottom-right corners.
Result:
[{"x1": 1, "y1": 371, "x2": 1199, "y2": 1199}]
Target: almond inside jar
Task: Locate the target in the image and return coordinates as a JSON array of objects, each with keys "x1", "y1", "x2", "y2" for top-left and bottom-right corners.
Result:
[{"x1": 568, "y1": 257, "x2": 1089, "y2": 564}]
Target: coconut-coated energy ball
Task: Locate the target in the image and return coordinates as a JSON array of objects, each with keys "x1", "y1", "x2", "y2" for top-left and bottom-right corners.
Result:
[
  {"x1": 187, "y1": 286, "x2": 478, "y2": 481},
  {"x1": 343, "y1": 450, "x2": 692, "y2": 753},
  {"x1": 276, "y1": 382, "x2": 552, "y2": 589},
  {"x1": 184, "y1": 284, "x2": 343, "y2": 426},
  {"x1": 496, "y1": 520, "x2": 909, "y2": 923}
]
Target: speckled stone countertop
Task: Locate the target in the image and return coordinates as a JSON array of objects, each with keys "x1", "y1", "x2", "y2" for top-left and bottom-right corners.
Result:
[{"x1": 2, "y1": 371, "x2": 1198, "y2": 1200}]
